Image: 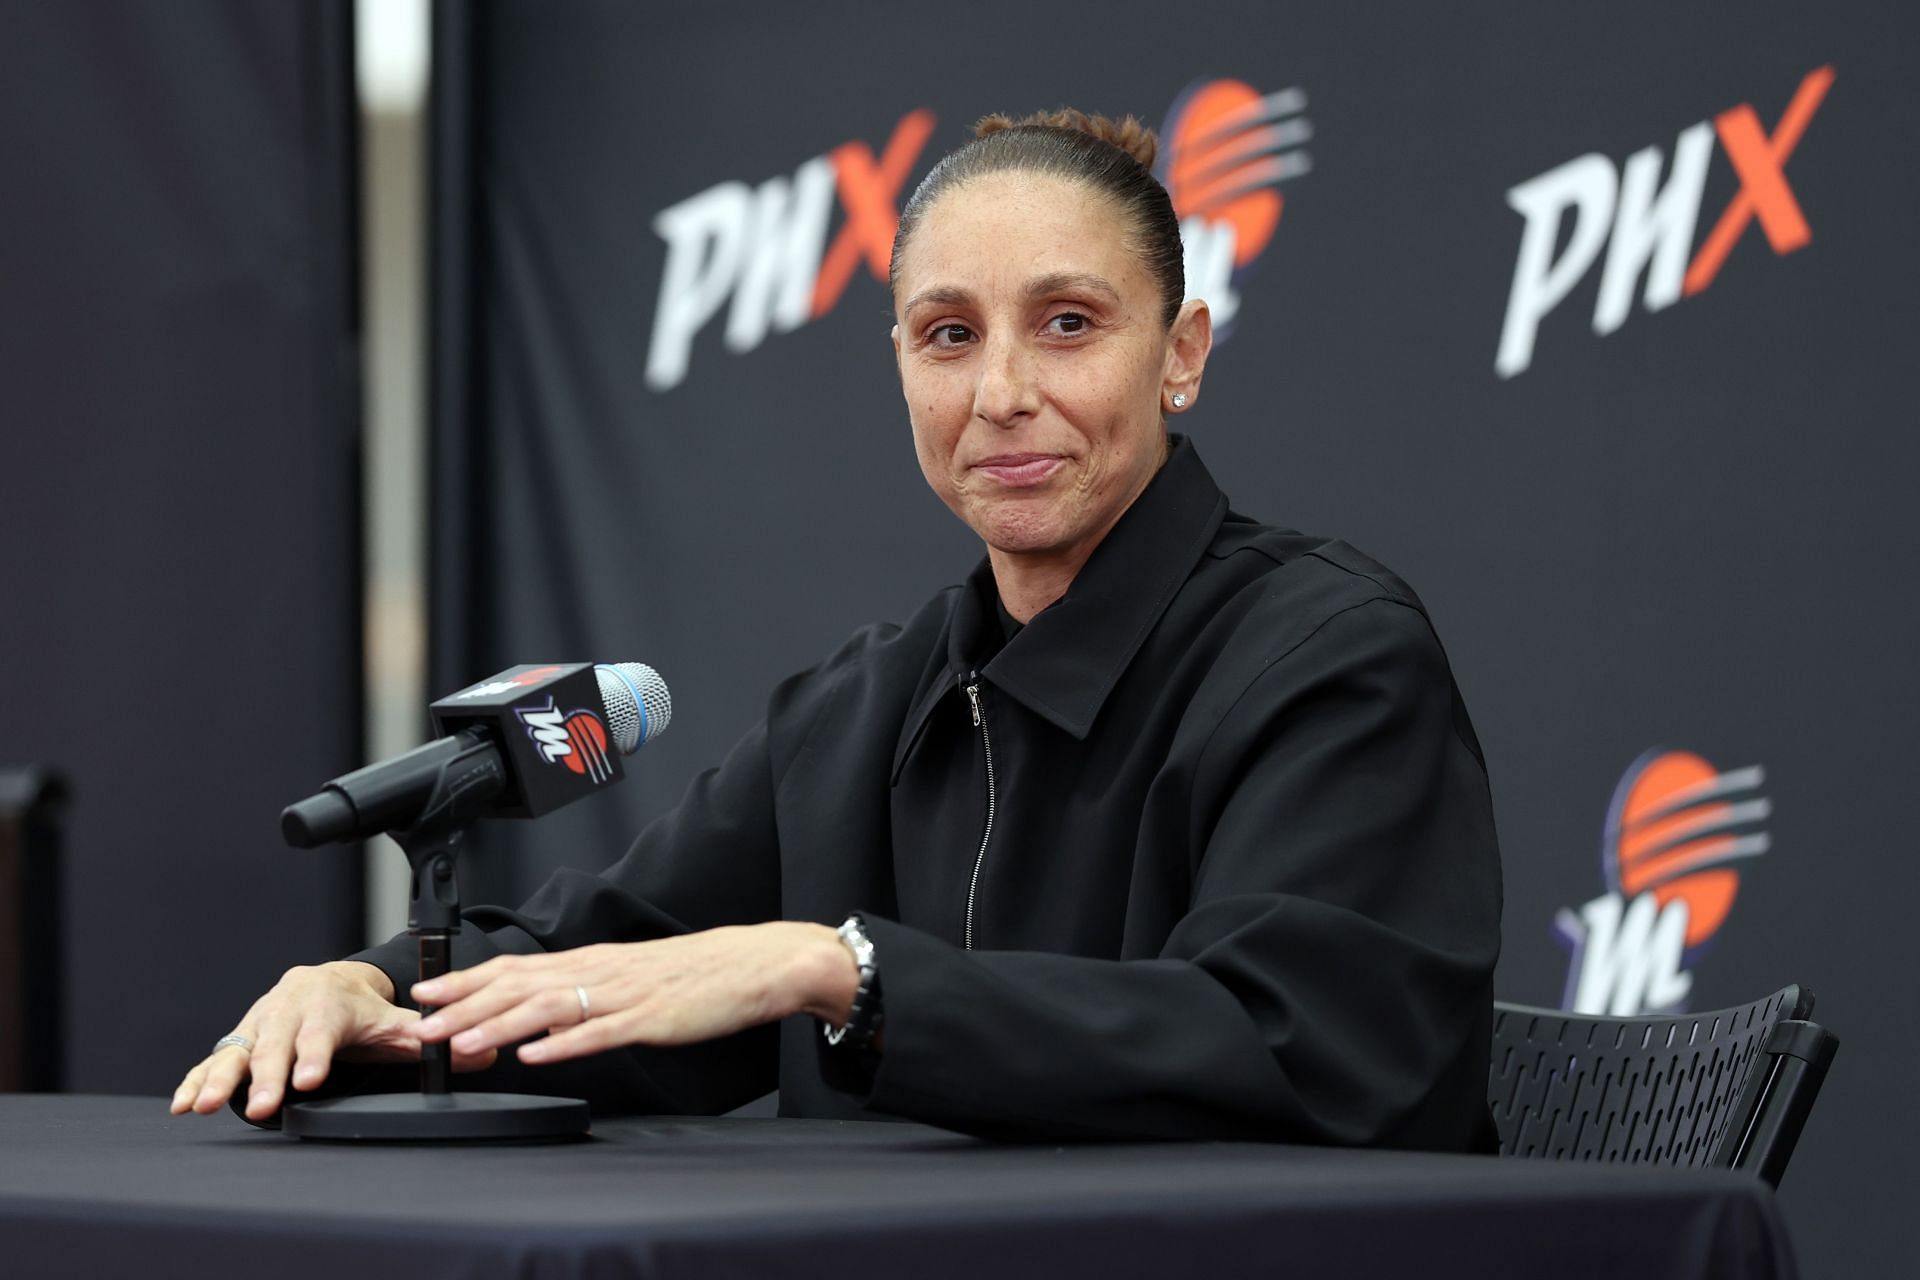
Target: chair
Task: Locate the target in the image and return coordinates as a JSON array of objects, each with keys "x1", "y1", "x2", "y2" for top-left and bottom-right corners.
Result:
[
  {"x1": 1487, "y1": 985, "x2": 1837, "y2": 1187},
  {"x1": 1, "y1": 765, "x2": 67, "y2": 1091}
]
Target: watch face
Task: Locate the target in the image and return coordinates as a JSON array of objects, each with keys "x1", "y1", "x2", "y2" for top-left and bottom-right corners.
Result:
[{"x1": 837, "y1": 917, "x2": 877, "y2": 970}]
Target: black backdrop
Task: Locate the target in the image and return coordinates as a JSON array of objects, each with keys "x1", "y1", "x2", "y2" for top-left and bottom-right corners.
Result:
[
  {"x1": 3, "y1": 5, "x2": 1908, "y2": 1273},
  {"x1": 429, "y1": 3, "x2": 1918, "y2": 1274},
  {"x1": 0, "y1": 1, "x2": 361, "y2": 1090}
]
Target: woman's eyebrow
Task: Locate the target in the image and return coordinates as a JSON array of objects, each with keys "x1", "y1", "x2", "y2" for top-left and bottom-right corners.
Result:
[
  {"x1": 902, "y1": 285, "x2": 974, "y2": 314},
  {"x1": 1025, "y1": 272, "x2": 1120, "y2": 302}
]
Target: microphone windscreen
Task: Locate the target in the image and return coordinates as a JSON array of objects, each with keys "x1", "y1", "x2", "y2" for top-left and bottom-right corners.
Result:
[{"x1": 595, "y1": 662, "x2": 672, "y2": 754}]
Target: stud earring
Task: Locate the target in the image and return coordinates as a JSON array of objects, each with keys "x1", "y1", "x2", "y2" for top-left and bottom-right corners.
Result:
[{"x1": 1170, "y1": 392, "x2": 1188, "y2": 409}]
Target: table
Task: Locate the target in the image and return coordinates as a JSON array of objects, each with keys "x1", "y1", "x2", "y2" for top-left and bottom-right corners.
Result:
[{"x1": 0, "y1": 1096, "x2": 1797, "y2": 1279}]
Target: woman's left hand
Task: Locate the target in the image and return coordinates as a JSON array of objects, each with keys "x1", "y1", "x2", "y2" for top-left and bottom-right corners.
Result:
[{"x1": 409, "y1": 923, "x2": 859, "y2": 1065}]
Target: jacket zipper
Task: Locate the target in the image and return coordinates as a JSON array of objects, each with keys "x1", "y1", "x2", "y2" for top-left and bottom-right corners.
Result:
[{"x1": 963, "y1": 677, "x2": 996, "y2": 950}]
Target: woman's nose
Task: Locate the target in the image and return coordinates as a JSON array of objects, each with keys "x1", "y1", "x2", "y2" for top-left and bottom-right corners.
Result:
[{"x1": 972, "y1": 335, "x2": 1040, "y2": 427}]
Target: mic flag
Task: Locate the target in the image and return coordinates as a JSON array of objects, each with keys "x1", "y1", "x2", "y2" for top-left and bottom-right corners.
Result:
[
  {"x1": 432, "y1": 663, "x2": 626, "y2": 818},
  {"x1": 281, "y1": 662, "x2": 670, "y2": 847}
]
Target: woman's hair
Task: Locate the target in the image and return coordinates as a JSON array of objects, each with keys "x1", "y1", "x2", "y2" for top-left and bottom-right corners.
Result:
[{"x1": 889, "y1": 109, "x2": 1185, "y2": 328}]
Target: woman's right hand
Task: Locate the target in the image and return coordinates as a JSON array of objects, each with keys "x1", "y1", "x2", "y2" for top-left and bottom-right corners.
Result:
[{"x1": 168, "y1": 960, "x2": 499, "y2": 1122}]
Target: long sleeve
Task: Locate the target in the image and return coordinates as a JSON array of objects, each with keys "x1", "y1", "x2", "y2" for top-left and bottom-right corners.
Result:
[
  {"x1": 348, "y1": 715, "x2": 788, "y2": 1115},
  {"x1": 847, "y1": 600, "x2": 1502, "y2": 1149}
]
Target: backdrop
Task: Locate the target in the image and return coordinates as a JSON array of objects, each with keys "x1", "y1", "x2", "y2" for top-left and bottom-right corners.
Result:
[
  {"x1": 0, "y1": 0, "x2": 362, "y2": 1089},
  {"x1": 429, "y1": 3, "x2": 1917, "y2": 1273}
]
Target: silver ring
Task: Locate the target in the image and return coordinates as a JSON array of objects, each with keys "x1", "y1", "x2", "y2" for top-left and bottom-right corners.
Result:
[
  {"x1": 574, "y1": 985, "x2": 591, "y2": 1023},
  {"x1": 212, "y1": 1034, "x2": 254, "y2": 1054}
]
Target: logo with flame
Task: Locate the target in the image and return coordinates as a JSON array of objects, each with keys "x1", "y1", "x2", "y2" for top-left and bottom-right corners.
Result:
[
  {"x1": 1556, "y1": 749, "x2": 1771, "y2": 1016},
  {"x1": 515, "y1": 698, "x2": 616, "y2": 784},
  {"x1": 1159, "y1": 78, "x2": 1313, "y2": 338}
]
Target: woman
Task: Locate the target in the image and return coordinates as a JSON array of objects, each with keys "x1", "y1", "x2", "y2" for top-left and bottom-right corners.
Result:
[{"x1": 174, "y1": 111, "x2": 1502, "y2": 1149}]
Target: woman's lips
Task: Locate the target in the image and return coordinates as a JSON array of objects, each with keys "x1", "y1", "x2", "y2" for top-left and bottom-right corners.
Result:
[{"x1": 972, "y1": 454, "x2": 1064, "y2": 487}]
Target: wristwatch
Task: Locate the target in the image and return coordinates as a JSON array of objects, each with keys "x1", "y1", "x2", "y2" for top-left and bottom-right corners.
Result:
[{"x1": 823, "y1": 913, "x2": 883, "y2": 1049}]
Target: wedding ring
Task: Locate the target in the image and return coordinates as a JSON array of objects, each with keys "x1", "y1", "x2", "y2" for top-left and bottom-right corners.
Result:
[
  {"x1": 574, "y1": 985, "x2": 591, "y2": 1022},
  {"x1": 212, "y1": 1034, "x2": 254, "y2": 1054}
]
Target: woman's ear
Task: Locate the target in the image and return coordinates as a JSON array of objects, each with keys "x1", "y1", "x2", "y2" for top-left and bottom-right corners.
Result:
[{"x1": 1163, "y1": 299, "x2": 1212, "y2": 412}]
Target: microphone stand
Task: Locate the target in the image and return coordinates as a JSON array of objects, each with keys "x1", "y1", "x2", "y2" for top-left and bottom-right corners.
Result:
[{"x1": 281, "y1": 736, "x2": 590, "y2": 1141}]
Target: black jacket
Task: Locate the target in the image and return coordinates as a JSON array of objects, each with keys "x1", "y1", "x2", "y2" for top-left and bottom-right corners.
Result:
[{"x1": 358, "y1": 439, "x2": 1502, "y2": 1150}]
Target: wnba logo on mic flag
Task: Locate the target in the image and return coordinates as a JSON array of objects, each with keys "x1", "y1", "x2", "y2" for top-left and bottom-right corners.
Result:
[
  {"x1": 1556, "y1": 749, "x2": 1771, "y2": 1016},
  {"x1": 515, "y1": 698, "x2": 616, "y2": 785},
  {"x1": 1159, "y1": 78, "x2": 1312, "y2": 339}
]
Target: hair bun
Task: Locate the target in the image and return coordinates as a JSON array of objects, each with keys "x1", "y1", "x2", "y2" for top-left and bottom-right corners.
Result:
[{"x1": 974, "y1": 108, "x2": 1159, "y2": 171}]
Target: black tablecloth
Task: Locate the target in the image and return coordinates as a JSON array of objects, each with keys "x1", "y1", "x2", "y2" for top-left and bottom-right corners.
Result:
[{"x1": 0, "y1": 1096, "x2": 1797, "y2": 1279}]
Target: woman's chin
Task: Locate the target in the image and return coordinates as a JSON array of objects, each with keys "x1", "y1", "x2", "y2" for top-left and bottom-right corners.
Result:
[{"x1": 971, "y1": 509, "x2": 1075, "y2": 558}]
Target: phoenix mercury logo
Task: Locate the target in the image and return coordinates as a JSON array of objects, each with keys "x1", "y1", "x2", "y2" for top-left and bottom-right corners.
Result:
[
  {"x1": 644, "y1": 78, "x2": 1310, "y2": 390},
  {"x1": 514, "y1": 698, "x2": 616, "y2": 784},
  {"x1": 1556, "y1": 749, "x2": 1771, "y2": 1017},
  {"x1": 1160, "y1": 78, "x2": 1312, "y2": 339},
  {"x1": 1496, "y1": 65, "x2": 1834, "y2": 377}
]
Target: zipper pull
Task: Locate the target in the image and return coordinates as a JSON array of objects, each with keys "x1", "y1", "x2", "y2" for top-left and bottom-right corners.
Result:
[{"x1": 965, "y1": 682, "x2": 982, "y2": 727}]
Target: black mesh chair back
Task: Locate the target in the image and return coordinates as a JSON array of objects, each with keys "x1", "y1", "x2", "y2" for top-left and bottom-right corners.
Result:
[{"x1": 1488, "y1": 985, "x2": 1837, "y2": 1187}]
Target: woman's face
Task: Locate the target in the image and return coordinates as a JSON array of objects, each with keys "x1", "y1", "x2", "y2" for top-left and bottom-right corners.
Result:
[{"x1": 892, "y1": 172, "x2": 1207, "y2": 564}]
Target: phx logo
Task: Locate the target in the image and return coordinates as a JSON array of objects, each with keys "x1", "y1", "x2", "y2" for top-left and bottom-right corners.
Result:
[
  {"x1": 1496, "y1": 65, "x2": 1835, "y2": 377},
  {"x1": 515, "y1": 698, "x2": 616, "y2": 784},
  {"x1": 448, "y1": 664, "x2": 567, "y2": 701},
  {"x1": 1159, "y1": 79, "x2": 1313, "y2": 339},
  {"x1": 1556, "y1": 749, "x2": 1771, "y2": 1016},
  {"x1": 645, "y1": 110, "x2": 938, "y2": 391}
]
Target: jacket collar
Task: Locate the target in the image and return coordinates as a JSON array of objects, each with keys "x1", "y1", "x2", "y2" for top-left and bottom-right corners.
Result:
[{"x1": 892, "y1": 437, "x2": 1227, "y2": 780}]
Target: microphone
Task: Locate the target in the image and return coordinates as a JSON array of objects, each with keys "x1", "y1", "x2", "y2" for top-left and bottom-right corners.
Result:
[{"x1": 281, "y1": 662, "x2": 671, "y2": 848}]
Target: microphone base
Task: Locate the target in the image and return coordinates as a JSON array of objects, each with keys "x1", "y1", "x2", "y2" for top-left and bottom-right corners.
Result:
[{"x1": 282, "y1": 1091, "x2": 590, "y2": 1142}]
